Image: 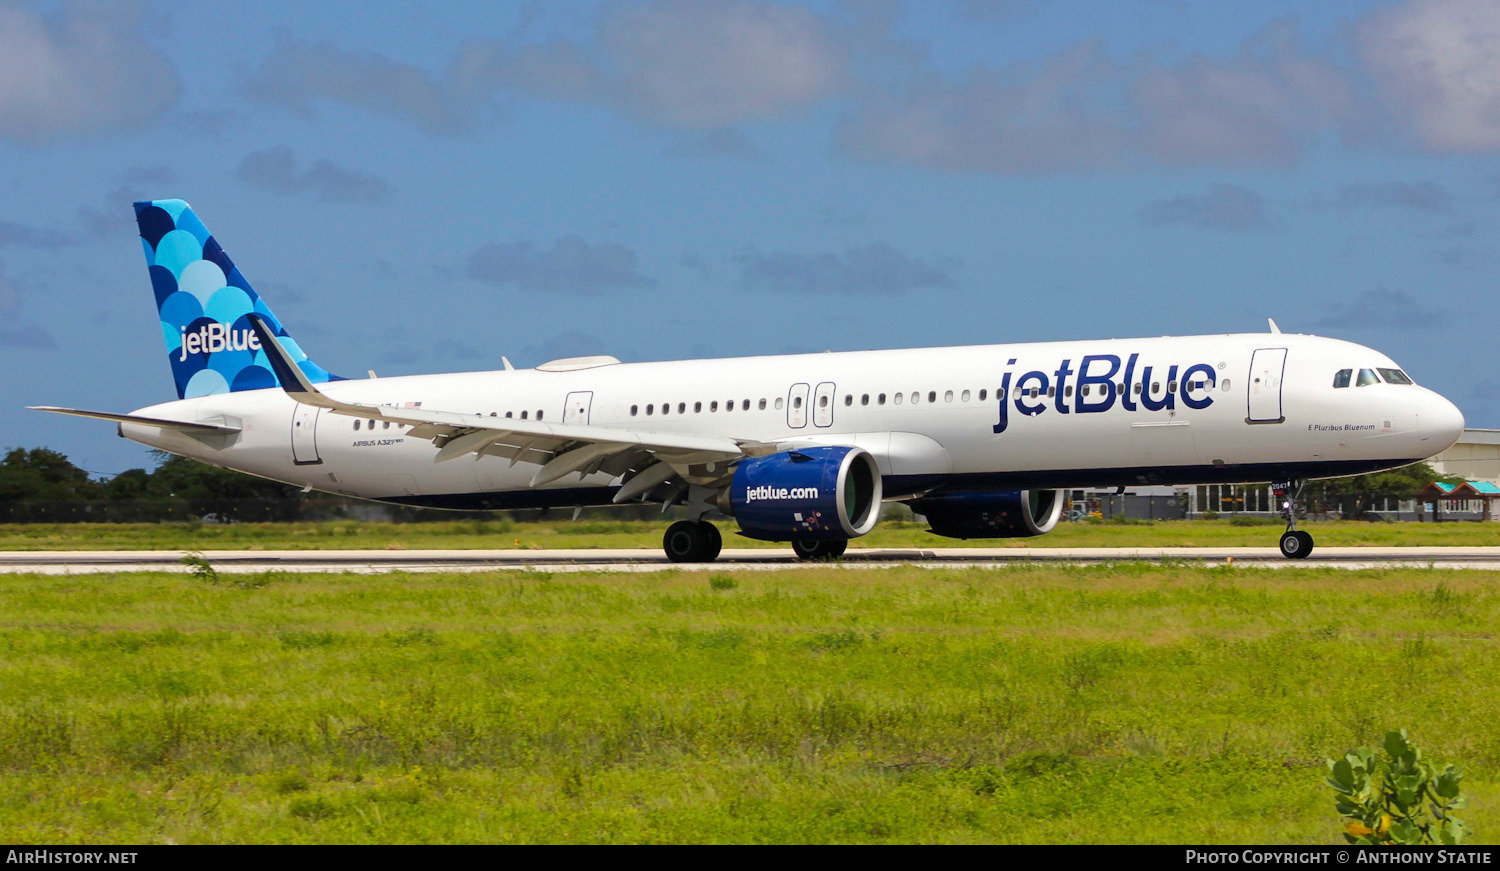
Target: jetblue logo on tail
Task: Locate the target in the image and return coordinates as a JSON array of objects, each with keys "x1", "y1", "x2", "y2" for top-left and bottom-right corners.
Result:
[
  {"x1": 179, "y1": 324, "x2": 262, "y2": 360},
  {"x1": 135, "y1": 199, "x2": 339, "y2": 399}
]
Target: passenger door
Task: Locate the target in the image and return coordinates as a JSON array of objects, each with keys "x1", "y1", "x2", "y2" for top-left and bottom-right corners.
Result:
[
  {"x1": 291, "y1": 405, "x2": 322, "y2": 465},
  {"x1": 1247, "y1": 348, "x2": 1287, "y2": 424}
]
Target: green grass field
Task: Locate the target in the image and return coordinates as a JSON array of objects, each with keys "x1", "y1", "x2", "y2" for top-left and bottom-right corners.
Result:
[
  {"x1": 1, "y1": 562, "x2": 1497, "y2": 843},
  {"x1": 0, "y1": 517, "x2": 1496, "y2": 551}
]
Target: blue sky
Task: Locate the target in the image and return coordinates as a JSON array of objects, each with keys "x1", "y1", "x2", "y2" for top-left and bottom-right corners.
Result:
[{"x1": 2, "y1": 0, "x2": 1498, "y2": 477}]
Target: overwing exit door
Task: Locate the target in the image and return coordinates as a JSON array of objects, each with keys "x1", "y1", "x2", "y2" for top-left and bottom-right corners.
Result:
[
  {"x1": 813, "y1": 382, "x2": 836, "y2": 427},
  {"x1": 564, "y1": 391, "x2": 593, "y2": 425},
  {"x1": 787, "y1": 383, "x2": 810, "y2": 428}
]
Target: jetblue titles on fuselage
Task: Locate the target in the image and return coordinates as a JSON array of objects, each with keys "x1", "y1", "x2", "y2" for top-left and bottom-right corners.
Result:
[{"x1": 993, "y1": 353, "x2": 1218, "y2": 434}]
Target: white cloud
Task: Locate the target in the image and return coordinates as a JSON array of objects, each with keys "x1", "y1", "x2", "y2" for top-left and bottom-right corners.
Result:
[
  {"x1": 0, "y1": 1, "x2": 179, "y2": 144},
  {"x1": 838, "y1": 20, "x2": 1350, "y2": 174},
  {"x1": 245, "y1": 1, "x2": 846, "y2": 134},
  {"x1": 1358, "y1": 0, "x2": 1500, "y2": 153},
  {"x1": 600, "y1": 0, "x2": 846, "y2": 128}
]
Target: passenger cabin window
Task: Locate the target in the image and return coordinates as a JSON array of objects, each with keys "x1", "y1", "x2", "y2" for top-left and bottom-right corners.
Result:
[
  {"x1": 1333, "y1": 369, "x2": 1352, "y2": 388},
  {"x1": 520, "y1": 411, "x2": 528, "y2": 420},
  {"x1": 711, "y1": 401, "x2": 718, "y2": 412},
  {"x1": 758, "y1": 399, "x2": 766, "y2": 410},
  {"x1": 775, "y1": 398, "x2": 784, "y2": 410},
  {"x1": 694, "y1": 401, "x2": 702, "y2": 413},
  {"x1": 742, "y1": 400, "x2": 750, "y2": 411},
  {"x1": 354, "y1": 420, "x2": 361, "y2": 431},
  {"x1": 536, "y1": 411, "x2": 543, "y2": 420},
  {"x1": 978, "y1": 389, "x2": 987, "y2": 401},
  {"x1": 845, "y1": 395, "x2": 853, "y2": 406},
  {"x1": 928, "y1": 391, "x2": 937, "y2": 403},
  {"x1": 631, "y1": 405, "x2": 638, "y2": 416},
  {"x1": 792, "y1": 397, "x2": 801, "y2": 409},
  {"x1": 1357, "y1": 368, "x2": 1380, "y2": 387},
  {"x1": 1379, "y1": 368, "x2": 1414, "y2": 385},
  {"x1": 861, "y1": 394, "x2": 869, "y2": 406},
  {"x1": 877, "y1": 393, "x2": 886, "y2": 405},
  {"x1": 894, "y1": 393, "x2": 903, "y2": 405},
  {"x1": 646, "y1": 404, "x2": 654, "y2": 415},
  {"x1": 944, "y1": 390, "x2": 954, "y2": 402}
]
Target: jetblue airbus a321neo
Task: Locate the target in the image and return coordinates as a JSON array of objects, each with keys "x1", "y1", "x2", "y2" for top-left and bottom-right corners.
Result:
[{"x1": 34, "y1": 200, "x2": 1466, "y2": 561}]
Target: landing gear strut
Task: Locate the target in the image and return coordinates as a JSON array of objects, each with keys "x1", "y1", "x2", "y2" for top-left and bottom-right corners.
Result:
[
  {"x1": 792, "y1": 539, "x2": 847, "y2": 561},
  {"x1": 1274, "y1": 479, "x2": 1313, "y2": 559},
  {"x1": 663, "y1": 520, "x2": 722, "y2": 563}
]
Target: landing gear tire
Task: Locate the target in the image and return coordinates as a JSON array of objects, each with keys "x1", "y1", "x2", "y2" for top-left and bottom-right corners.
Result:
[
  {"x1": 792, "y1": 539, "x2": 847, "y2": 561},
  {"x1": 1279, "y1": 530, "x2": 1314, "y2": 560},
  {"x1": 663, "y1": 520, "x2": 723, "y2": 563},
  {"x1": 701, "y1": 522, "x2": 722, "y2": 561}
]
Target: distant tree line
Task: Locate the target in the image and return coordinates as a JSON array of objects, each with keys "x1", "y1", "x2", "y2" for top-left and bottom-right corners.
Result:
[
  {"x1": 0, "y1": 448, "x2": 301, "y2": 523},
  {"x1": 0, "y1": 446, "x2": 1468, "y2": 524}
]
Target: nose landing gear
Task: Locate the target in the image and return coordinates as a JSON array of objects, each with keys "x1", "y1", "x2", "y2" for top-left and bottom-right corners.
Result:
[{"x1": 1273, "y1": 479, "x2": 1313, "y2": 559}]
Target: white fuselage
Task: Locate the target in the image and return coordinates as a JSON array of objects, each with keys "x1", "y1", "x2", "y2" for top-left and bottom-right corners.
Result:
[{"x1": 120, "y1": 332, "x2": 1466, "y2": 510}]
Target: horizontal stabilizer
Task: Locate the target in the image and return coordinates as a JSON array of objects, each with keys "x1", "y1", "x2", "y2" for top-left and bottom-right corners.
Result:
[{"x1": 28, "y1": 406, "x2": 242, "y2": 433}]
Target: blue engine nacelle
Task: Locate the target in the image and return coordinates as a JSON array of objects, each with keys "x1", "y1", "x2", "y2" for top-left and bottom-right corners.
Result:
[
  {"x1": 727, "y1": 446, "x2": 883, "y2": 541},
  {"x1": 908, "y1": 490, "x2": 1063, "y2": 539}
]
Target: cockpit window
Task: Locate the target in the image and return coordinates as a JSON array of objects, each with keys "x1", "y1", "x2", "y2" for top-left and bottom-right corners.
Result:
[
  {"x1": 1378, "y1": 368, "x2": 1414, "y2": 385},
  {"x1": 1356, "y1": 368, "x2": 1380, "y2": 387},
  {"x1": 1332, "y1": 369, "x2": 1352, "y2": 388}
]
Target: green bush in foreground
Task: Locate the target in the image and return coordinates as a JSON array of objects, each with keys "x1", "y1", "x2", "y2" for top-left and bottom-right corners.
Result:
[{"x1": 1327, "y1": 729, "x2": 1469, "y2": 845}]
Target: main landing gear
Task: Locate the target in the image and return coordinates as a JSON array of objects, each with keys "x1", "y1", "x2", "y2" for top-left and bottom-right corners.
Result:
[
  {"x1": 1274, "y1": 479, "x2": 1314, "y2": 559},
  {"x1": 661, "y1": 522, "x2": 852, "y2": 562},
  {"x1": 792, "y1": 539, "x2": 847, "y2": 561},
  {"x1": 663, "y1": 520, "x2": 722, "y2": 563}
]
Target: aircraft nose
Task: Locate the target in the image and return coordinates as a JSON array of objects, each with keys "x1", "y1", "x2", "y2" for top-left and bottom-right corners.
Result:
[{"x1": 1419, "y1": 391, "x2": 1465, "y2": 452}]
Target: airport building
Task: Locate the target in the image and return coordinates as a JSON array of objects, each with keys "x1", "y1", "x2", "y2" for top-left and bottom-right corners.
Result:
[{"x1": 1070, "y1": 428, "x2": 1500, "y2": 522}]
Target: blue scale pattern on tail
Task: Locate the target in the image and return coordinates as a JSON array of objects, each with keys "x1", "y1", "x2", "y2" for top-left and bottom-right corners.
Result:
[{"x1": 135, "y1": 199, "x2": 341, "y2": 399}]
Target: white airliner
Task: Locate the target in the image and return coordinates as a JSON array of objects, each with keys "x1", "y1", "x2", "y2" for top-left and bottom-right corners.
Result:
[{"x1": 34, "y1": 200, "x2": 1466, "y2": 562}]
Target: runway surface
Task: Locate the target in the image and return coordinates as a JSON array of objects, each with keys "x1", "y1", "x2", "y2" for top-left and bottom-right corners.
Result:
[{"x1": 4, "y1": 546, "x2": 1500, "y2": 574}]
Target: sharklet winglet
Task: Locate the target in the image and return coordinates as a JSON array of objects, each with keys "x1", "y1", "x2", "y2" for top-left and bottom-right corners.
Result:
[{"x1": 247, "y1": 314, "x2": 360, "y2": 414}]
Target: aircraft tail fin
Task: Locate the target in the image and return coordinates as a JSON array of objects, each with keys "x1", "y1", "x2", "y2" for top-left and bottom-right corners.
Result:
[{"x1": 135, "y1": 199, "x2": 342, "y2": 399}]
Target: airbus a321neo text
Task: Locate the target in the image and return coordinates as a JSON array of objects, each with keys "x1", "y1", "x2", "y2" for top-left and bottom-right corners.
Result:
[{"x1": 34, "y1": 200, "x2": 1466, "y2": 561}]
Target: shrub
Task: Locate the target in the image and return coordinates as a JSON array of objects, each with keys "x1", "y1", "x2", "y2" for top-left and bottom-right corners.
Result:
[{"x1": 1326, "y1": 729, "x2": 1468, "y2": 845}]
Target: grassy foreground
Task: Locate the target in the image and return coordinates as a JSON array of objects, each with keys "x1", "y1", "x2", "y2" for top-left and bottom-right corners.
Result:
[
  {"x1": 0, "y1": 517, "x2": 1497, "y2": 550},
  {"x1": 1, "y1": 563, "x2": 1498, "y2": 844}
]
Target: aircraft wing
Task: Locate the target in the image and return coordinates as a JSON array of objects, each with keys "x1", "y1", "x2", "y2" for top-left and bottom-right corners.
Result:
[{"x1": 248, "y1": 314, "x2": 767, "y2": 491}]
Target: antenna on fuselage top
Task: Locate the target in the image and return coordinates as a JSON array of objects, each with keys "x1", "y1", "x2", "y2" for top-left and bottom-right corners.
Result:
[
  {"x1": 1268, "y1": 318, "x2": 1282, "y2": 334},
  {"x1": 502, "y1": 357, "x2": 515, "y2": 371}
]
